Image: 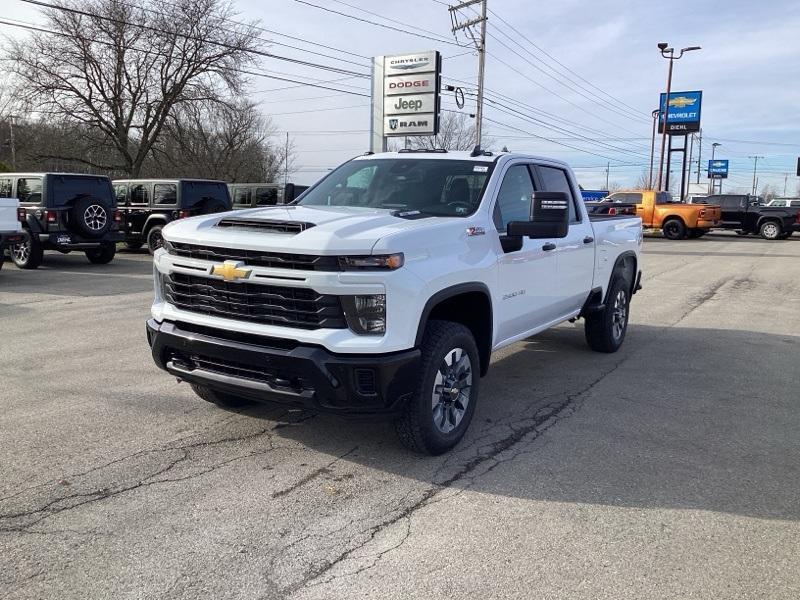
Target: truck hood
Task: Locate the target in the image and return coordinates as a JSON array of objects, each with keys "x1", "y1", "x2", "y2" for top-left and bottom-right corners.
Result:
[{"x1": 162, "y1": 205, "x2": 445, "y2": 254}]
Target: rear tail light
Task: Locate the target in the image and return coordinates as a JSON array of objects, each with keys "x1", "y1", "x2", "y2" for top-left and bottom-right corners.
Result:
[
  {"x1": 699, "y1": 209, "x2": 707, "y2": 218},
  {"x1": 17, "y1": 207, "x2": 26, "y2": 222},
  {"x1": 113, "y1": 210, "x2": 122, "y2": 223},
  {"x1": 178, "y1": 210, "x2": 191, "y2": 219},
  {"x1": 608, "y1": 207, "x2": 617, "y2": 215},
  {"x1": 45, "y1": 210, "x2": 58, "y2": 224},
  {"x1": 796, "y1": 211, "x2": 800, "y2": 224}
]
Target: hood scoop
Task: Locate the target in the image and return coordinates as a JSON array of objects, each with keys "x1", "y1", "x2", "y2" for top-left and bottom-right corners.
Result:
[{"x1": 216, "y1": 217, "x2": 315, "y2": 234}]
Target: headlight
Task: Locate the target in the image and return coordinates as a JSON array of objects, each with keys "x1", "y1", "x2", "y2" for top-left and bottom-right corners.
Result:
[
  {"x1": 342, "y1": 294, "x2": 386, "y2": 334},
  {"x1": 339, "y1": 253, "x2": 404, "y2": 270},
  {"x1": 163, "y1": 239, "x2": 176, "y2": 255}
]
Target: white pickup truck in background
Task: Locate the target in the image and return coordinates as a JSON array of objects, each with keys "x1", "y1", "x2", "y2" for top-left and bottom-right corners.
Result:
[
  {"x1": 0, "y1": 198, "x2": 25, "y2": 272},
  {"x1": 146, "y1": 150, "x2": 643, "y2": 454}
]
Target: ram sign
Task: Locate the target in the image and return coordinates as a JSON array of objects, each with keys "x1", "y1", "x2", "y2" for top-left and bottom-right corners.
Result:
[
  {"x1": 658, "y1": 90, "x2": 702, "y2": 134},
  {"x1": 708, "y1": 159, "x2": 729, "y2": 179},
  {"x1": 376, "y1": 50, "x2": 440, "y2": 138}
]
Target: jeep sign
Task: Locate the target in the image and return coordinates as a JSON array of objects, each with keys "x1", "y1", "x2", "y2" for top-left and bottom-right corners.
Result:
[
  {"x1": 384, "y1": 73, "x2": 437, "y2": 96},
  {"x1": 384, "y1": 93, "x2": 435, "y2": 116},
  {"x1": 373, "y1": 50, "x2": 440, "y2": 141}
]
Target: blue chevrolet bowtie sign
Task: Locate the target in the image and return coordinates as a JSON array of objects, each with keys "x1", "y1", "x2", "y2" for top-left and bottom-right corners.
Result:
[
  {"x1": 659, "y1": 90, "x2": 702, "y2": 134},
  {"x1": 708, "y1": 159, "x2": 729, "y2": 179}
]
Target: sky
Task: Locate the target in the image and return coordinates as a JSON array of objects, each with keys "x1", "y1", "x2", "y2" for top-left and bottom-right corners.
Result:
[{"x1": 3, "y1": 0, "x2": 800, "y2": 193}]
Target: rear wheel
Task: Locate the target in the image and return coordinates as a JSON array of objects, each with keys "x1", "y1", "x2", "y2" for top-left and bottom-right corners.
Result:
[
  {"x1": 662, "y1": 218, "x2": 687, "y2": 240},
  {"x1": 146, "y1": 225, "x2": 164, "y2": 255},
  {"x1": 11, "y1": 230, "x2": 43, "y2": 269},
  {"x1": 85, "y1": 243, "x2": 116, "y2": 264},
  {"x1": 759, "y1": 221, "x2": 782, "y2": 240},
  {"x1": 190, "y1": 383, "x2": 254, "y2": 408},
  {"x1": 394, "y1": 320, "x2": 479, "y2": 455},
  {"x1": 585, "y1": 275, "x2": 630, "y2": 353}
]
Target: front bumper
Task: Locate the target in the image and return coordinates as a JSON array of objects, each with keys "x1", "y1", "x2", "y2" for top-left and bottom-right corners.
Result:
[
  {"x1": 38, "y1": 231, "x2": 124, "y2": 249},
  {"x1": 146, "y1": 319, "x2": 421, "y2": 418}
]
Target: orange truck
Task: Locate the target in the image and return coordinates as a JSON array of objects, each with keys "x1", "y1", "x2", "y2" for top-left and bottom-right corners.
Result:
[{"x1": 604, "y1": 190, "x2": 721, "y2": 240}]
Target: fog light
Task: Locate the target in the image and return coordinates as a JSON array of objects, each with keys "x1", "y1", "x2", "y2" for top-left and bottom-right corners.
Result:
[{"x1": 342, "y1": 294, "x2": 386, "y2": 334}]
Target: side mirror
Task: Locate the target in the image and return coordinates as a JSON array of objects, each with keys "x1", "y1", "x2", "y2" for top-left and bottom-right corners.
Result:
[{"x1": 507, "y1": 191, "x2": 570, "y2": 239}]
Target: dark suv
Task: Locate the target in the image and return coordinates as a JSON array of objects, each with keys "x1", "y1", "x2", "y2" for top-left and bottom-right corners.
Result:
[
  {"x1": 1, "y1": 173, "x2": 122, "y2": 269},
  {"x1": 113, "y1": 179, "x2": 231, "y2": 254}
]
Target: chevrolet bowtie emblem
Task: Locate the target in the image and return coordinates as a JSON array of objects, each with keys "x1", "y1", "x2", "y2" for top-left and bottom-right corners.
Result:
[
  {"x1": 668, "y1": 96, "x2": 696, "y2": 108},
  {"x1": 211, "y1": 260, "x2": 251, "y2": 281}
]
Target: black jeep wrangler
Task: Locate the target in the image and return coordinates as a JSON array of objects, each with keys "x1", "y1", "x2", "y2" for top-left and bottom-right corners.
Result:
[
  {"x1": 113, "y1": 179, "x2": 231, "y2": 254},
  {"x1": 1, "y1": 173, "x2": 122, "y2": 269}
]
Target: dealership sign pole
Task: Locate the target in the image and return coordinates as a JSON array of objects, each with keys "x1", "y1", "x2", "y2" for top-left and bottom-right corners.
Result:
[{"x1": 370, "y1": 51, "x2": 441, "y2": 152}]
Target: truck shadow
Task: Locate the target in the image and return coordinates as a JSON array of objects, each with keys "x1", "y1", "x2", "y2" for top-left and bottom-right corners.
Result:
[{"x1": 241, "y1": 323, "x2": 800, "y2": 522}]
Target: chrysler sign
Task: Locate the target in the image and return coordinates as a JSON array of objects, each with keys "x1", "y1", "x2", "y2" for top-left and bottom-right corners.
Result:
[{"x1": 377, "y1": 50, "x2": 440, "y2": 138}]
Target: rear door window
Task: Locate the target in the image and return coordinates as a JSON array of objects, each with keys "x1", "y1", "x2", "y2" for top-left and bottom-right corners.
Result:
[
  {"x1": 536, "y1": 165, "x2": 580, "y2": 222},
  {"x1": 130, "y1": 184, "x2": 150, "y2": 205},
  {"x1": 0, "y1": 178, "x2": 12, "y2": 197},
  {"x1": 113, "y1": 184, "x2": 128, "y2": 204},
  {"x1": 16, "y1": 177, "x2": 43, "y2": 204},
  {"x1": 255, "y1": 187, "x2": 279, "y2": 206},
  {"x1": 181, "y1": 182, "x2": 231, "y2": 209},
  {"x1": 154, "y1": 183, "x2": 177, "y2": 205}
]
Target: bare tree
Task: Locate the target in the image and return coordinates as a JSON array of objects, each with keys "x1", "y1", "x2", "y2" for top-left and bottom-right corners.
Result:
[
  {"x1": 5, "y1": 0, "x2": 259, "y2": 176},
  {"x1": 155, "y1": 100, "x2": 293, "y2": 182},
  {"x1": 635, "y1": 169, "x2": 651, "y2": 189},
  {"x1": 396, "y1": 112, "x2": 494, "y2": 151}
]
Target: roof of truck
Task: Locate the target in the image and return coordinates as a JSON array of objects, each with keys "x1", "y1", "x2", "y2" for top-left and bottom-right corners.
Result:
[{"x1": 352, "y1": 150, "x2": 570, "y2": 168}]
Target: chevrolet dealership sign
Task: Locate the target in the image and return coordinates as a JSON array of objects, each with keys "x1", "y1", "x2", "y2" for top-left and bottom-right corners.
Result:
[
  {"x1": 658, "y1": 90, "x2": 703, "y2": 134},
  {"x1": 370, "y1": 51, "x2": 440, "y2": 147}
]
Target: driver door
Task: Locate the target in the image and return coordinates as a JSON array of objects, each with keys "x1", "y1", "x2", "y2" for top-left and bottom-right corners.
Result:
[{"x1": 493, "y1": 163, "x2": 559, "y2": 343}]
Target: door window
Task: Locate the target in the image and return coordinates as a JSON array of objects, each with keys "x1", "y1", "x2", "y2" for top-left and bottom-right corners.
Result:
[
  {"x1": 232, "y1": 187, "x2": 251, "y2": 207},
  {"x1": 153, "y1": 184, "x2": 177, "y2": 205},
  {"x1": 0, "y1": 178, "x2": 12, "y2": 197},
  {"x1": 114, "y1": 184, "x2": 128, "y2": 204},
  {"x1": 493, "y1": 165, "x2": 535, "y2": 232},
  {"x1": 255, "y1": 187, "x2": 278, "y2": 206},
  {"x1": 130, "y1": 184, "x2": 150, "y2": 205},
  {"x1": 16, "y1": 178, "x2": 43, "y2": 204},
  {"x1": 537, "y1": 166, "x2": 579, "y2": 222}
]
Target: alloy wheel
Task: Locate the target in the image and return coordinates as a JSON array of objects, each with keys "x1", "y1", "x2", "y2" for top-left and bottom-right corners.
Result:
[
  {"x1": 612, "y1": 289, "x2": 628, "y2": 340},
  {"x1": 83, "y1": 205, "x2": 108, "y2": 231},
  {"x1": 12, "y1": 239, "x2": 30, "y2": 263},
  {"x1": 763, "y1": 223, "x2": 778, "y2": 239},
  {"x1": 431, "y1": 348, "x2": 472, "y2": 434}
]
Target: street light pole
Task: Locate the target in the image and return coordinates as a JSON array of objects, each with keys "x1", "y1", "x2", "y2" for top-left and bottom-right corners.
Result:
[
  {"x1": 648, "y1": 109, "x2": 659, "y2": 188},
  {"x1": 709, "y1": 142, "x2": 721, "y2": 194},
  {"x1": 656, "y1": 43, "x2": 701, "y2": 191}
]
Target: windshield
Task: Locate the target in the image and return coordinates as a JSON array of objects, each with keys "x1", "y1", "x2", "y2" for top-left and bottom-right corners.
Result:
[{"x1": 297, "y1": 158, "x2": 494, "y2": 217}]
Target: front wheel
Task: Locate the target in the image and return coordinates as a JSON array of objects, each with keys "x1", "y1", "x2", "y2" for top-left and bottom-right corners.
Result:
[
  {"x1": 85, "y1": 243, "x2": 116, "y2": 264},
  {"x1": 394, "y1": 320, "x2": 480, "y2": 455},
  {"x1": 585, "y1": 275, "x2": 630, "y2": 353},
  {"x1": 146, "y1": 225, "x2": 164, "y2": 255},
  {"x1": 662, "y1": 218, "x2": 687, "y2": 240},
  {"x1": 11, "y1": 230, "x2": 43, "y2": 269},
  {"x1": 759, "y1": 221, "x2": 782, "y2": 240}
]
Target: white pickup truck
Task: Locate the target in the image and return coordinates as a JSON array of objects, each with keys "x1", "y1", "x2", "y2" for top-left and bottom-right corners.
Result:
[
  {"x1": 0, "y1": 198, "x2": 25, "y2": 272},
  {"x1": 147, "y1": 150, "x2": 642, "y2": 454}
]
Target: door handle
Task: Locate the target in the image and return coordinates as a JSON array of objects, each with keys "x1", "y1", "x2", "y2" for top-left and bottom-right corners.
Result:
[
  {"x1": 542, "y1": 243, "x2": 556, "y2": 251},
  {"x1": 583, "y1": 236, "x2": 594, "y2": 244}
]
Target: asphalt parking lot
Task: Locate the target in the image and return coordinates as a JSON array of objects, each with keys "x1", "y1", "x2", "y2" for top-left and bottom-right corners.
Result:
[{"x1": 1, "y1": 233, "x2": 799, "y2": 600}]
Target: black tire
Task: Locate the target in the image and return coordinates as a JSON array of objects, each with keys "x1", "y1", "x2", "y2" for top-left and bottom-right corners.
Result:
[
  {"x1": 10, "y1": 230, "x2": 43, "y2": 269},
  {"x1": 146, "y1": 225, "x2": 164, "y2": 255},
  {"x1": 124, "y1": 241, "x2": 144, "y2": 250},
  {"x1": 662, "y1": 218, "x2": 687, "y2": 240},
  {"x1": 71, "y1": 196, "x2": 113, "y2": 238},
  {"x1": 394, "y1": 320, "x2": 480, "y2": 455},
  {"x1": 585, "y1": 275, "x2": 631, "y2": 353},
  {"x1": 84, "y1": 243, "x2": 116, "y2": 264},
  {"x1": 190, "y1": 383, "x2": 254, "y2": 408},
  {"x1": 759, "y1": 220, "x2": 782, "y2": 240}
]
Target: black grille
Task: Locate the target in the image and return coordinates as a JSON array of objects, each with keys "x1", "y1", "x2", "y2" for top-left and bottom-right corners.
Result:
[
  {"x1": 167, "y1": 241, "x2": 341, "y2": 271},
  {"x1": 171, "y1": 321, "x2": 299, "y2": 351},
  {"x1": 169, "y1": 351, "x2": 313, "y2": 394},
  {"x1": 164, "y1": 273, "x2": 346, "y2": 330},
  {"x1": 216, "y1": 218, "x2": 313, "y2": 234}
]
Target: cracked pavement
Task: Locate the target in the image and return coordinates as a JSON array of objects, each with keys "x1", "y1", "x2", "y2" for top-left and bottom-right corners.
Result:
[{"x1": 1, "y1": 234, "x2": 799, "y2": 599}]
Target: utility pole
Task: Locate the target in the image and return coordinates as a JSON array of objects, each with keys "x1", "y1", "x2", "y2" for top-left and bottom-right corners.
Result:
[
  {"x1": 749, "y1": 155, "x2": 764, "y2": 196},
  {"x1": 784, "y1": 173, "x2": 788, "y2": 196},
  {"x1": 605, "y1": 162, "x2": 610, "y2": 190},
  {"x1": 648, "y1": 109, "x2": 659, "y2": 188},
  {"x1": 283, "y1": 132, "x2": 289, "y2": 187},
  {"x1": 695, "y1": 129, "x2": 702, "y2": 185},
  {"x1": 450, "y1": 0, "x2": 488, "y2": 147},
  {"x1": 8, "y1": 115, "x2": 16, "y2": 170}
]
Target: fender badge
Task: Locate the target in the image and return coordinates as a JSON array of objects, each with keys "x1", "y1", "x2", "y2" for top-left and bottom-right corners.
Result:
[{"x1": 466, "y1": 226, "x2": 485, "y2": 236}]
